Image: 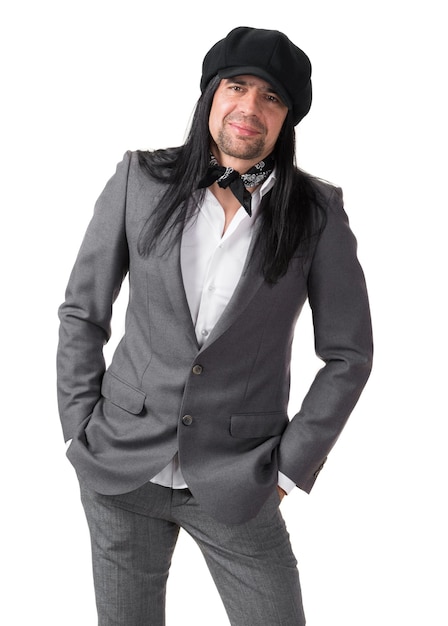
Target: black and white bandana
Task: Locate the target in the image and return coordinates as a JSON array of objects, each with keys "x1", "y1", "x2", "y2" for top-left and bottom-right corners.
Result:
[{"x1": 197, "y1": 154, "x2": 275, "y2": 216}]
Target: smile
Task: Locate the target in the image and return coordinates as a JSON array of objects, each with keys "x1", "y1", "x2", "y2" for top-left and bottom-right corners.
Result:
[{"x1": 228, "y1": 122, "x2": 262, "y2": 136}]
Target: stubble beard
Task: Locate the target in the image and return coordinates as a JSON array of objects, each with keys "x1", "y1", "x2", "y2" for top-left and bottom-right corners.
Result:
[{"x1": 215, "y1": 126, "x2": 266, "y2": 162}]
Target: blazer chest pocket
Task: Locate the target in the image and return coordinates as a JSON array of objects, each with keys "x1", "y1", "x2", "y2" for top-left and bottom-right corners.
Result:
[
  {"x1": 230, "y1": 412, "x2": 288, "y2": 438},
  {"x1": 101, "y1": 371, "x2": 146, "y2": 415}
]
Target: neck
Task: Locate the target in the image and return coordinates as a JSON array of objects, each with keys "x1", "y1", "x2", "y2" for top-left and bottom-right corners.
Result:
[{"x1": 210, "y1": 145, "x2": 268, "y2": 174}]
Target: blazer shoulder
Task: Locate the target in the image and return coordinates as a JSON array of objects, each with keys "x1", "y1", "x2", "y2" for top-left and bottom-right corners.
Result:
[
  {"x1": 305, "y1": 174, "x2": 343, "y2": 207},
  {"x1": 126, "y1": 149, "x2": 172, "y2": 192}
]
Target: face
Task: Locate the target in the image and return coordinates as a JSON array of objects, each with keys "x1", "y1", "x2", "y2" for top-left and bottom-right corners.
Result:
[{"x1": 208, "y1": 75, "x2": 289, "y2": 171}]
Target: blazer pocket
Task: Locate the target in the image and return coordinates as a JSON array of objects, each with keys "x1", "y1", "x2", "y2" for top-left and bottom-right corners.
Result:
[
  {"x1": 101, "y1": 370, "x2": 146, "y2": 415},
  {"x1": 230, "y1": 412, "x2": 288, "y2": 438}
]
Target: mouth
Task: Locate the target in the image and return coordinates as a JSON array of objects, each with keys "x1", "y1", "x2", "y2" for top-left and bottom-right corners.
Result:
[{"x1": 227, "y1": 121, "x2": 263, "y2": 137}]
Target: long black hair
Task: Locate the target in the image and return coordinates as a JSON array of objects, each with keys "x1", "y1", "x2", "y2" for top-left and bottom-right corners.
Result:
[{"x1": 137, "y1": 75, "x2": 326, "y2": 283}]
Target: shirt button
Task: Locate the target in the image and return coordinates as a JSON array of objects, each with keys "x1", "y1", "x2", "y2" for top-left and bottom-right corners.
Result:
[
  {"x1": 208, "y1": 285, "x2": 215, "y2": 292},
  {"x1": 201, "y1": 329, "x2": 209, "y2": 337},
  {"x1": 182, "y1": 415, "x2": 193, "y2": 426},
  {"x1": 192, "y1": 364, "x2": 203, "y2": 375}
]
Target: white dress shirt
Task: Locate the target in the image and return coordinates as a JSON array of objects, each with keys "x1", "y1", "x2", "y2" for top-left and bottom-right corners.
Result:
[{"x1": 150, "y1": 172, "x2": 296, "y2": 495}]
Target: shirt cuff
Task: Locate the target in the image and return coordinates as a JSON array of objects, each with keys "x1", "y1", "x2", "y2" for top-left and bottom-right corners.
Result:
[{"x1": 278, "y1": 471, "x2": 296, "y2": 495}]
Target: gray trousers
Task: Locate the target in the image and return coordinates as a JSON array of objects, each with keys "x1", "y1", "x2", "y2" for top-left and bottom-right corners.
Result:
[{"x1": 80, "y1": 481, "x2": 305, "y2": 625}]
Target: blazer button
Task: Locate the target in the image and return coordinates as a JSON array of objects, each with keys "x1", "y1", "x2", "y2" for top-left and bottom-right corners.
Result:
[
  {"x1": 182, "y1": 415, "x2": 193, "y2": 426},
  {"x1": 192, "y1": 364, "x2": 203, "y2": 375}
]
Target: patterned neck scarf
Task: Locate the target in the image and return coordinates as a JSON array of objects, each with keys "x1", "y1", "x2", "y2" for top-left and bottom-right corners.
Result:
[{"x1": 197, "y1": 153, "x2": 275, "y2": 216}]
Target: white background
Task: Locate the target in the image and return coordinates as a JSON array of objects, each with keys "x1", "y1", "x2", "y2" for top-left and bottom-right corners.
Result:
[{"x1": 2, "y1": 1, "x2": 447, "y2": 624}]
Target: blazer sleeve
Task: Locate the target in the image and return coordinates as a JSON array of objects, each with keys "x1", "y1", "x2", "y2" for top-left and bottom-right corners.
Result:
[
  {"x1": 278, "y1": 186, "x2": 373, "y2": 492},
  {"x1": 56, "y1": 152, "x2": 132, "y2": 441}
]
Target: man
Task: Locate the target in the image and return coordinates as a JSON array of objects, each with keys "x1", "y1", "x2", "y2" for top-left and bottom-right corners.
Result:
[{"x1": 57, "y1": 26, "x2": 373, "y2": 625}]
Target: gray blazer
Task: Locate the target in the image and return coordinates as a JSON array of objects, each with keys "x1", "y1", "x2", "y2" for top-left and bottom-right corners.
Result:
[{"x1": 57, "y1": 151, "x2": 373, "y2": 524}]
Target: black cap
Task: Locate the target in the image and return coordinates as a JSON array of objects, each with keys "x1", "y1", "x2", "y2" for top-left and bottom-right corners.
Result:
[{"x1": 200, "y1": 26, "x2": 312, "y2": 126}]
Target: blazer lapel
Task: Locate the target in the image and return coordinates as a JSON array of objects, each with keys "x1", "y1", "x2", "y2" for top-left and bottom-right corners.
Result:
[
  {"x1": 155, "y1": 209, "x2": 265, "y2": 355},
  {"x1": 198, "y1": 227, "x2": 265, "y2": 354},
  {"x1": 156, "y1": 222, "x2": 200, "y2": 351}
]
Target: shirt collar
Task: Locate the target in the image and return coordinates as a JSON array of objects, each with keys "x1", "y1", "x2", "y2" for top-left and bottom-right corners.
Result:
[
  {"x1": 249, "y1": 167, "x2": 277, "y2": 217},
  {"x1": 197, "y1": 167, "x2": 277, "y2": 227}
]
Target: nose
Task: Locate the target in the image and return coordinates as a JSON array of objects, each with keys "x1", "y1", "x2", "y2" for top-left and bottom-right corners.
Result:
[{"x1": 239, "y1": 90, "x2": 261, "y2": 116}]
